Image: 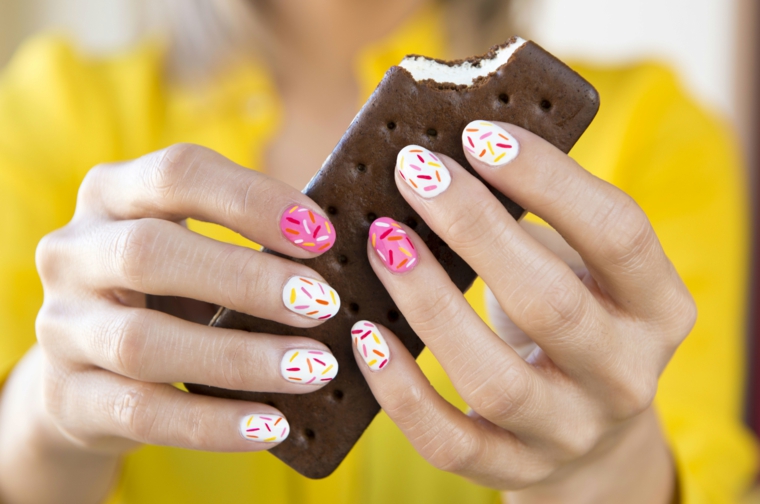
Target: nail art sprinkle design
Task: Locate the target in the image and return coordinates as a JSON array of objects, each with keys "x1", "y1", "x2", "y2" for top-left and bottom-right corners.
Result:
[
  {"x1": 370, "y1": 217, "x2": 418, "y2": 273},
  {"x1": 462, "y1": 121, "x2": 519, "y2": 166},
  {"x1": 282, "y1": 277, "x2": 340, "y2": 320},
  {"x1": 396, "y1": 145, "x2": 451, "y2": 198},
  {"x1": 240, "y1": 414, "x2": 289, "y2": 442},
  {"x1": 280, "y1": 205, "x2": 336, "y2": 252},
  {"x1": 281, "y1": 349, "x2": 338, "y2": 384},
  {"x1": 351, "y1": 321, "x2": 390, "y2": 371}
]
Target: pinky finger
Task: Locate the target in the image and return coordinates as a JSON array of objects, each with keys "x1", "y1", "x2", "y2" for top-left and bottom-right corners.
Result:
[
  {"x1": 48, "y1": 367, "x2": 288, "y2": 453},
  {"x1": 351, "y1": 321, "x2": 525, "y2": 487}
]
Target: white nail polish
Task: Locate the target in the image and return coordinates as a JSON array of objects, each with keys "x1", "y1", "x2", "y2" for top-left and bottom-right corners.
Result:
[
  {"x1": 462, "y1": 121, "x2": 519, "y2": 166},
  {"x1": 281, "y1": 349, "x2": 338, "y2": 384},
  {"x1": 240, "y1": 414, "x2": 289, "y2": 442},
  {"x1": 282, "y1": 277, "x2": 340, "y2": 320},
  {"x1": 351, "y1": 321, "x2": 390, "y2": 371},
  {"x1": 396, "y1": 145, "x2": 451, "y2": 198}
]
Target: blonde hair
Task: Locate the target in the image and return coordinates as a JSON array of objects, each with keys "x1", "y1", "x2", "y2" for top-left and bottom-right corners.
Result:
[{"x1": 142, "y1": 0, "x2": 526, "y2": 82}]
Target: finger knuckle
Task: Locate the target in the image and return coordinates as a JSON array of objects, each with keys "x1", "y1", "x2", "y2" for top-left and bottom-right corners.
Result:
[
  {"x1": 607, "y1": 374, "x2": 658, "y2": 420},
  {"x1": 442, "y1": 193, "x2": 510, "y2": 254},
  {"x1": 595, "y1": 196, "x2": 656, "y2": 270},
  {"x1": 112, "y1": 219, "x2": 165, "y2": 290},
  {"x1": 470, "y1": 365, "x2": 534, "y2": 424},
  {"x1": 35, "y1": 230, "x2": 68, "y2": 286},
  {"x1": 425, "y1": 429, "x2": 481, "y2": 474},
  {"x1": 111, "y1": 383, "x2": 159, "y2": 442},
  {"x1": 147, "y1": 143, "x2": 205, "y2": 200},
  {"x1": 77, "y1": 163, "x2": 110, "y2": 207},
  {"x1": 217, "y1": 336, "x2": 266, "y2": 390},
  {"x1": 404, "y1": 287, "x2": 468, "y2": 342},
  {"x1": 553, "y1": 423, "x2": 601, "y2": 461},
  {"x1": 40, "y1": 362, "x2": 74, "y2": 424},
  {"x1": 103, "y1": 310, "x2": 151, "y2": 379},
  {"x1": 520, "y1": 269, "x2": 589, "y2": 336},
  {"x1": 228, "y1": 250, "x2": 267, "y2": 313}
]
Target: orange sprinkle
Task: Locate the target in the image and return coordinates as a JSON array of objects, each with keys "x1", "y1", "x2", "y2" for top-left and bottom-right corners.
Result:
[
  {"x1": 410, "y1": 179, "x2": 418, "y2": 188},
  {"x1": 303, "y1": 242, "x2": 315, "y2": 247},
  {"x1": 466, "y1": 128, "x2": 478, "y2": 132},
  {"x1": 373, "y1": 349, "x2": 385, "y2": 357},
  {"x1": 372, "y1": 233, "x2": 376, "y2": 247},
  {"x1": 479, "y1": 149, "x2": 486, "y2": 157},
  {"x1": 307, "y1": 359, "x2": 313, "y2": 373},
  {"x1": 397, "y1": 259, "x2": 409, "y2": 269},
  {"x1": 498, "y1": 133, "x2": 509, "y2": 140},
  {"x1": 289, "y1": 377, "x2": 302, "y2": 381},
  {"x1": 299, "y1": 278, "x2": 314, "y2": 285},
  {"x1": 387, "y1": 236, "x2": 403, "y2": 241},
  {"x1": 436, "y1": 171, "x2": 441, "y2": 182},
  {"x1": 308, "y1": 211, "x2": 315, "y2": 223},
  {"x1": 285, "y1": 228, "x2": 300, "y2": 235},
  {"x1": 410, "y1": 149, "x2": 423, "y2": 153},
  {"x1": 274, "y1": 417, "x2": 282, "y2": 426},
  {"x1": 316, "y1": 299, "x2": 329, "y2": 305},
  {"x1": 306, "y1": 311, "x2": 318, "y2": 315},
  {"x1": 318, "y1": 243, "x2": 331, "y2": 250}
]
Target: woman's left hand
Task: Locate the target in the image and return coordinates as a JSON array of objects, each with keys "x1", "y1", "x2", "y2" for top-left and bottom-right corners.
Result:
[{"x1": 353, "y1": 121, "x2": 695, "y2": 503}]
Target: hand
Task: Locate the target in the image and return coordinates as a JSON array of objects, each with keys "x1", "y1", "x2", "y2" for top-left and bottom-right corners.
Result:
[
  {"x1": 31, "y1": 144, "x2": 342, "y2": 454},
  {"x1": 352, "y1": 122, "x2": 695, "y2": 502}
]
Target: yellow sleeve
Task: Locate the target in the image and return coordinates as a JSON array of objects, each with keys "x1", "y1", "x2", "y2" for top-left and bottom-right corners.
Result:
[
  {"x1": 570, "y1": 63, "x2": 757, "y2": 502},
  {"x1": 0, "y1": 35, "x2": 165, "y2": 379}
]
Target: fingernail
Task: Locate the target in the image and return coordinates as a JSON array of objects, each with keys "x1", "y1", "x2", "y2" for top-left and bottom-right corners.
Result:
[
  {"x1": 240, "y1": 414, "x2": 289, "y2": 442},
  {"x1": 462, "y1": 121, "x2": 519, "y2": 166},
  {"x1": 369, "y1": 217, "x2": 418, "y2": 273},
  {"x1": 351, "y1": 321, "x2": 390, "y2": 371},
  {"x1": 396, "y1": 145, "x2": 451, "y2": 198},
  {"x1": 281, "y1": 349, "x2": 338, "y2": 384},
  {"x1": 280, "y1": 205, "x2": 336, "y2": 253},
  {"x1": 282, "y1": 276, "x2": 341, "y2": 320}
]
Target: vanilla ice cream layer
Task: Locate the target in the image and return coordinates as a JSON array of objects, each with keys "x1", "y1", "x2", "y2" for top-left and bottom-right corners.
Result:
[{"x1": 399, "y1": 37, "x2": 527, "y2": 86}]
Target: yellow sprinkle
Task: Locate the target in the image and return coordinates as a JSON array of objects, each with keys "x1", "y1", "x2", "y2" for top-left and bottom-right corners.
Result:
[
  {"x1": 428, "y1": 162, "x2": 441, "y2": 167},
  {"x1": 289, "y1": 205, "x2": 298, "y2": 214},
  {"x1": 494, "y1": 153, "x2": 506, "y2": 163},
  {"x1": 487, "y1": 141, "x2": 494, "y2": 155},
  {"x1": 391, "y1": 222, "x2": 401, "y2": 228},
  {"x1": 479, "y1": 121, "x2": 492, "y2": 126},
  {"x1": 398, "y1": 246, "x2": 412, "y2": 257},
  {"x1": 372, "y1": 233, "x2": 376, "y2": 247},
  {"x1": 368, "y1": 359, "x2": 377, "y2": 366},
  {"x1": 400, "y1": 156, "x2": 404, "y2": 170},
  {"x1": 304, "y1": 242, "x2": 315, "y2": 247},
  {"x1": 373, "y1": 333, "x2": 380, "y2": 344},
  {"x1": 321, "y1": 364, "x2": 334, "y2": 375},
  {"x1": 325, "y1": 221, "x2": 331, "y2": 234},
  {"x1": 246, "y1": 417, "x2": 253, "y2": 427},
  {"x1": 263, "y1": 437, "x2": 277, "y2": 442},
  {"x1": 330, "y1": 290, "x2": 336, "y2": 305},
  {"x1": 289, "y1": 351, "x2": 299, "y2": 363},
  {"x1": 290, "y1": 288, "x2": 296, "y2": 304}
]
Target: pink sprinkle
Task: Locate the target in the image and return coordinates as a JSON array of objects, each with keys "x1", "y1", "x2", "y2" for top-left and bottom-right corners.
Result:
[
  {"x1": 301, "y1": 287, "x2": 312, "y2": 299},
  {"x1": 430, "y1": 152, "x2": 439, "y2": 161},
  {"x1": 363, "y1": 344, "x2": 367, "y2": 357},
  {"x1": 281, "y1": 427, "x2": 287, "y2": 436},
  {"x1": 468, "y1": 136, "x2": 475, "y2": 148},
  {"x1": 265, "y1": 424, "x2": 272, "y2": 431},
  {"x1": 321, "y1": 378, "x2": 332, "y2": 381},
  {"x1": 294, "y1": 305, "x2": 310, "y2": 309},
  {"x1": 318, "y1": 283, "x2": 325, "y2": 294},
  {"x1": 465, "y1": 146, "x2": 475, "y2": 153},
  {"x1": 409, "y1": 164, "x2": 423, "y2": 171},
  {"x1": 480, "y1": 132, "x2": 492, "y2": 140},
  {"x1": 417, "y1": 154, "x2": 425, "y2": 163},
  {"x1": 247, "y1": 428, "x2": 260, "y2": 432},
  {"x1": 363, "y1": 322, "x2": 373, "y2": 327},
  {"x1": 260, "y1": 416, "x2": 272, "y2": 421},
  {"x1": 318, "y1": 314, "x2": 332, "y2": 319},
  {"x1": 379, "y1": 359, "x2": 388, "y2": 368},
  {"x1": 286, "y1": 367, "x2": 300, "y2": 371},
  {"x1": 306, "y1": 377, "x2": 316, "y2": 384},
  {"x1": 351, "y1": 329, "x2": 363, "y2": 334},
  {"x1": 361, "y1": 330, "x2": 371, "y2": 339},
  {"x1": 314, "y1": 358, "x2": 326, "y2": 365},
  {"x1": 308, "y1": 351, "x2": 324, "y2": 354},
  {"x1": 423, "y1": 185, "x2": 437, "y2": 191}
]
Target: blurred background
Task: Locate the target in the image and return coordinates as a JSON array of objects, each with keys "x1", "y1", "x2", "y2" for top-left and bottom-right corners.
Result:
[{"x1": 0, "y1": 0, "x2": 759, "y2": 486}]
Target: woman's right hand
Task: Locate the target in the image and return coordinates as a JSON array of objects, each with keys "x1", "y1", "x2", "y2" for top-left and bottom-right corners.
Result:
[{"x1": 33, "y1": 143, "x2": 341, "y2": 454}]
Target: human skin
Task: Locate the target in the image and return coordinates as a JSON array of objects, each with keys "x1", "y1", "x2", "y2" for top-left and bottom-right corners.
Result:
[{"x1": 0, "y1": 1, "x2": 688, "y2": 503}]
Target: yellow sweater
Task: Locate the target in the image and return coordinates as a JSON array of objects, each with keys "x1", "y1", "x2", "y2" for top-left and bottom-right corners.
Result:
[{"x1": 0, "y1": 12, "x2": 756, "y2": 504}]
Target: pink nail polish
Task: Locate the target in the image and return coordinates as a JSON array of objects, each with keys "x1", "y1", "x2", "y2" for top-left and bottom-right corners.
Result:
[
  {"x1": 369, "y1": 217, "x2": 418, "y2": 273},
  {"x1": 280, "y1": 205, "x2": 336, "y2": 253}
]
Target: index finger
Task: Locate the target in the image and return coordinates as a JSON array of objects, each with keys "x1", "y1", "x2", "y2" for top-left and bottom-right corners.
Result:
[{"x1": 77, "y1": 144, "x2": 336, "y2": 258}]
